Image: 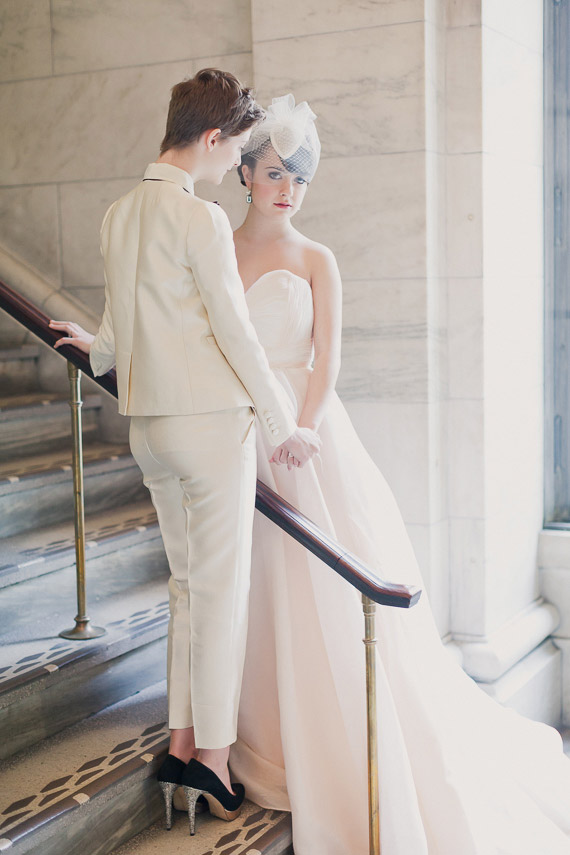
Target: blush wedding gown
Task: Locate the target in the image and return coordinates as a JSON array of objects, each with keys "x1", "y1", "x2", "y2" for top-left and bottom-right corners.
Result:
[{"x1": 229, "y1": 269, "x2": 570, "y2": 855}]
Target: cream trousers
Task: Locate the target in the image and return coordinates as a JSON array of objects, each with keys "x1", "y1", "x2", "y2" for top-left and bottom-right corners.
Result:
[{"x1": 129, "y1": 406, "x2": 257, "y2": 748}]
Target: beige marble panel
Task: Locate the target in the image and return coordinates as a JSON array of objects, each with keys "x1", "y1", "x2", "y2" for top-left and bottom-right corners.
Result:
[
  {"x1": 251, "y1": 0, "x2": 423, "y2": 42},
  {"x1": 0, "y1": 185, "x2": 61, "y2": 283},
  {"x1": 447, "y1": 278, "x2": 483, "y2": 399},
  {"x1": 0, "y1": 52, "x2": 252, "y2": 186},
  {"x1": 446, "y1": 0, "x2": 481, "y2": 28},
  {"x1": 483, "y1": 274, "x2": 543, "y2": 402},
  {"x1": 449, "y1": 516, "x2": 487, "y2": 636},
  {"x1": 446, "y1": 26, "x2": 482, "y2": 154},
  {"x1": 407, "y1": 518, "x2": 450, "y2": 634},
  {"x1": 484, "y1": 389, "x2": 544, "y2": 529},
  {"x1": 424, "y1": 21, "x2": 446, "y2": 155},
  {"x1": 254, "y1": 23, "x2": 424, "y2": 158},
  {"x1": 485, "y1": 396, "x2": 543, "y2": 629},
  {"x1": 66, "y1": 286, "x2": 105, "y2": 317},
  {"x1": 482, "y1": 157, "x2": 542, "y2": 279},
  {"x1": 446, "y1": 153, "x2": 483, "y2": 279},
  {"x1": 425, "y1": 151, "x2": 446, "y2": 278},
  {"x1": 482, "y1": 0, "x2": 542, "y2": 53},
  {"x1": 447, "y1": 398, "x2": 485, "y2": 519},
  {"x1": 60, "y1": 179, "x2": 135, "y2": 290},
  {"x1": 338, "y1": 277, "x2": 428, "y2": 402},
  {"x1": 0, "y1": 311, "x2": 30, "y2": 346},
  {"x1": 338, "y1": 332, "x2": 428, "y2": 404},
  {"x1": 0, "y1": 0, "x2": 52, "y2": 82},
  {"x1": 486, "y1": 510, "x2": 543, "y2": 631},
  {"x1": 447, "y1": 279, "x2": 484, "y2": 400},
  {"x1": 52, "y1": 0, "x2": 251, "y2": 74},
  {"x1": 483, "y1": 27, "x2": 542, "y2": 166},
  {"x1": 343, "y1": 399, "x2": 432, "y2": 526},
  {"x1": 294, "y1": 152, "x2": 426, "y2": 281}
]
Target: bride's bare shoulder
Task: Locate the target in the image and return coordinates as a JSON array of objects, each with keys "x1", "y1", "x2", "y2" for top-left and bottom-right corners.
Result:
[
  {"x1": 297, "y1": 236, "x2": 340, "y2": 285},
  {"x1": 297, "y1": 234, "x2": 337, "y2": 270}
]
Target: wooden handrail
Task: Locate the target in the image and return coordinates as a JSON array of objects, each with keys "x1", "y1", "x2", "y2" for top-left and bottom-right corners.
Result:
[
  {"x1": 0, "y1": 278, "x2": 421, "y2": 609},
  {"x1": 0, "y1": 281, "x2": 117, "y2": 396}
]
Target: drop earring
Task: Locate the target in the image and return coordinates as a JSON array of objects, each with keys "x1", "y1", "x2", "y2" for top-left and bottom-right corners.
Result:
[{"x1": 246, "y1": 188, "x2": 252, "y2": 204}]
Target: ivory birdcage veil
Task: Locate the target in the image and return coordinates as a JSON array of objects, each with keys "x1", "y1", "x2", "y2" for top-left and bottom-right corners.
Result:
[{"x1": 241, "y1": 94, "x2": 321, "y2": 182}]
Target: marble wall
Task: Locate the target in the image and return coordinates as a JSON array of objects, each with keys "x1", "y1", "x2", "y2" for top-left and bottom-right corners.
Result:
[{"x1": 446, "y1": 1, "x2": 544, "y2": 643}]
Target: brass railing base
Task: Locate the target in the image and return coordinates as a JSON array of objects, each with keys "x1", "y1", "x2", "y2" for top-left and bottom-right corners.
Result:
[
  {"x1": 59, "y1": 619, "x2": 106, "y2": 640},
  {"x1": 63, "y1": 362, "x2": 106, "y2": 641},
  {"x1": 362, "y1": 594, "x2": 380, "y2": 855}
]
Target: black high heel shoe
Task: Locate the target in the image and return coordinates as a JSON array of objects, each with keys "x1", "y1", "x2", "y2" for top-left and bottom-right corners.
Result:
[
  {"x1": 181, "y1": 758, "x2": 245, "y2": 836},
  {"x1": 157, "y1": 754, "x2": 186, "y2": 830}
]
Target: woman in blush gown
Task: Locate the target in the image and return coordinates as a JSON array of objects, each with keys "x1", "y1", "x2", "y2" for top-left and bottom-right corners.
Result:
[{"x1": 229, "y1": 95, "x2": 570, "y2": 855}]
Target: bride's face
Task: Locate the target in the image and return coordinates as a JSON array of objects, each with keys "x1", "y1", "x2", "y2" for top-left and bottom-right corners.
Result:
[{"x1": 244, "y1": 148, "x2": 308, "y2": 218}]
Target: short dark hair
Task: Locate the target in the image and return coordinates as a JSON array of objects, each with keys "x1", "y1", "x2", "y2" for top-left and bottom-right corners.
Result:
[{"x1": 160, "y1": 68, "x2": 264, "y2": 154}]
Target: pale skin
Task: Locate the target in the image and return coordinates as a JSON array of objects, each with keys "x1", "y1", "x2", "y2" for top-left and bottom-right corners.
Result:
[
  {"x1": 48, "y1": 129, "x2": 321, "y2": 794},
  {"x1": 234, "y1": 149, "x2": 343, "y2": 446}
]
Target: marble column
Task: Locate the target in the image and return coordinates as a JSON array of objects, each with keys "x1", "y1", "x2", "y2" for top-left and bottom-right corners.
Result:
[{"x1": 445, "y1": 0, "x2": 559, "y2": 722}]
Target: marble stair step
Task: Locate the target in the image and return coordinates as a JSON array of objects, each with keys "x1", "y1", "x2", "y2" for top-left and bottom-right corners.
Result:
[
  {"x1": 0, "y1": 345, "x2": 40, "y2": 395},
  {"x1": 0, "y1": 441, "x2": 148, "y2": 538},
  {"x1": 0, "y1": 534, "x2": 170, "y2": 759},
  {"x1": 0, "y1": 681, "x2": 292, "y2": 855},
  {"x1": 0, "y1": 498, "x2": 158, "y2": 589},
  {"x1": 110, "y1": 800, "x2": 293, "y2": 855},
  {"x1": 0, "y1": 391, "x2": 101, "y2": 459}
]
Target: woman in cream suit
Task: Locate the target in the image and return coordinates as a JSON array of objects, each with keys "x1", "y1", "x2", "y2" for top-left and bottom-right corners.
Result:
[{"x1": 50, "y1": 69, "x2": 320, "y2": 831}]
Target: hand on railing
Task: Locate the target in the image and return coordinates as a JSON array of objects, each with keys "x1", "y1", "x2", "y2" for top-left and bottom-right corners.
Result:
[{"x1": 49, "y1": 321, "x2": 94, "y2": 354}]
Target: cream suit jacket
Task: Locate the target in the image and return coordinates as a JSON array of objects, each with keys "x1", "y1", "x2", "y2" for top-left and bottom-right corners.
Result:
[{"x1": 90, "y1": 162, "x2": 297, "y2": 446}]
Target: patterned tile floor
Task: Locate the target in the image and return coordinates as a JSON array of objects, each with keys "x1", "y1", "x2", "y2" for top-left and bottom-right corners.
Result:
[
  {"x1": 0, "y1": 501, "x2": 157, "y2": 579},
  {"x1": 0, "y1": 723, "x2": 169, "y2": 840},
  {"x1": 0, "y1": 683, "x2": 169, "y2": 847},
  {"x1": 0, "y1": 441, "x2": 131, "y2": 481},
  {"x1": 0, "y1": 391, "x2": 63, "y2": 410},
  {"x1": 111, "y1": 802, "x2": 292, "y2": 855},
  {"x1": 0, "y1": 529, "x2": 169, "y2": 648},
  {"x1": 0, "y1": 599, "x2": 169, "y2": 687}
]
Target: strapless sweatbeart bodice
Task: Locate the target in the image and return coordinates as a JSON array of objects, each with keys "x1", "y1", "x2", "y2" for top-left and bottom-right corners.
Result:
[{"x1": 245, "y1": 270, "x2": 314, "y2": 371}]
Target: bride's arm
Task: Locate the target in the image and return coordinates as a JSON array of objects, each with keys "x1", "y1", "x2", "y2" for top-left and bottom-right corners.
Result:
[{"x1": 297, "y1": 246, "x2": 343, "y2": 432}]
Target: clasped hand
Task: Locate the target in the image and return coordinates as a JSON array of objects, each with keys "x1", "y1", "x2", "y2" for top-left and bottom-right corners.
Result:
[{"x1": 270, "y1": 427, "x2": 321, "y2": 470}]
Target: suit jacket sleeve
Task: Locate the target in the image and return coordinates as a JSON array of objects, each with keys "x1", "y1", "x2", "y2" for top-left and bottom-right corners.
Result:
[
  {"x1": 90, "y1": 205, "x2": 117, "y2": 377},
  {"x1": 186, "y1": 201, "x2": 297, "y2": 447}
]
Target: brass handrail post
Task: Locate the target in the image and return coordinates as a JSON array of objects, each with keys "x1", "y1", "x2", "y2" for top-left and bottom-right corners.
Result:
[
  {"x1": 59, "y1": 362, "x2": 105, "y2": 640},
  {"x1": 362, "y1": 594, "x2": 380, "y2": 855}
]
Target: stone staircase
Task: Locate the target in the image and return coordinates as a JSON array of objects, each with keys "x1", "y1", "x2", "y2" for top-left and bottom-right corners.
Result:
[{"x1": 0, "y1": 344, "x2": 293, "y2": 855}]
